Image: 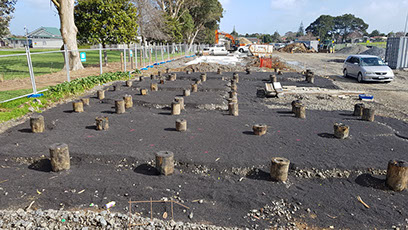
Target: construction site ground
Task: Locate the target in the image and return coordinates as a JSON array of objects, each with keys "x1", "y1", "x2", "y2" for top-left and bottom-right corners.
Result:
[{"x1": 1, "y1": 69, "x2": 408, "y2": 229}]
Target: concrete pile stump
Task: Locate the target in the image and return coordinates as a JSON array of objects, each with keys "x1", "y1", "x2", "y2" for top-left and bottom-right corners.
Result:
[
  {"x1": 253, "y1": 124, "x2": 267, "y2": 136},
  {"x1": 270, "y1": 75, "x2": 277, "y2": 83},
  {"x1": 353, "y1": 103, "x2": 365, "y2": 116},
  {"x1": 233, "y1": 73, "x2": 239, "y2": 83},
  {"x1": 191, "y1": 84, "x2": 198, "y2": 93},
  {"x1": 169, "y1": 73, "x2": 177, "y2": 81},
  {"x1": 49, "y1": 143, "x2": 70, "y2": 172},
  {"x1": 184, "y1": 89, "x2": 191, "y2": 96},
  {"x1": 175, "y1": 119, "x2": 187, "y2": 132},
  {"x1": 270, "y1": 157, "x2": 290, "y2": 182},
  {"x1": 155, "y1": 151, "x2": 174, "y2": 176},
  {"x1": 81, "y1": 98, "x2": 90, "y2": 106},
  {"x1": 73, "y1": 101, "x2": 84, "y2": 113},
  {"x1": 97, "y1": 90, "x2": 105, "y2": 100},
  {"x1": 151, "y1": 83, "x2": 158, "y2": 91},
  {"x1": 174, "y1": 97, "x2": 185, "y2": 110},
  {"x1": 140, "y1": 89, "x2": 148, "y2": 95},
  {"x1": 126, "y1": 80, "x2": 133, "y2": 87},
  {"x1": 228, "y1": 102, "x2": 239, "y2": 116},
  {"x1": 294, "y1": 104, "x2": 306, "y2": 119},
  {"x1": 291, "y1": 100, "x2": 301, "y2": 113},
  {"x1": 115, "y1": 100, "x2": 126, "y2": 114},
  {"x1": 123, "y1": 95, "x2": 133, "y2": 109},
  {"x1": 171, "y1": 101, "x2": 181, "y2": 115},
  {"x1": 200, "y1": 73, "x2": 207, "y2": 82},
  {"x1": 334, "y1": 123, "x2": 349, "y2": 139},
  {"x1": 386, "y1": 160, "x2": 408, "y2": 191},
  {"x1": 95, "y1": 116, "x2": 109, "y2": 131},
  {"x1": 30, "y1": 114, "x2": 45, "y2": 133},
  {"x1": 362, "y1": 108, "x2": 375, "y2": 122}
]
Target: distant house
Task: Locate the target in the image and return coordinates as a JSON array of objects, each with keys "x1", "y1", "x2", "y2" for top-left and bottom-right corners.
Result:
[
  {"x1": 7, "y1": 37, "x2": 29, "y2": 48},
  {"x1": 347, "y1": 31, "x2": 364, "y2": 43},
  {"x1": 246, "y1": 37, "x2": 260, "y2": 44},
  {"x1": 28, "y1": 27, "x2": 63, "y2": 48}
]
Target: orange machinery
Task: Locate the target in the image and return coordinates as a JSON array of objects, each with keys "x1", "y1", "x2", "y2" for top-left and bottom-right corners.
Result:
[{"x1": 215, "y1": 30, "x2": 243, "y2": 50}]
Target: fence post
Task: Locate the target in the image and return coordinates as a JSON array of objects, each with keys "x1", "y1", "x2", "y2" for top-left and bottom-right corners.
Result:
[
  {"x1": 25, "y1": 46, "x2": 37, "y2": 94},
  {"x1": 123, "y1": 44, "x2": 127, "y2": 72},
  {"x1": 167, "y1": 43, "x2": 170, "y2": 61},
  {"x1": 155, "y1": 43, "x2": 158, "y2": 64},
  {"x1": 135, "y1": 43, "x2": 138, "y2": 69},
  {"x1": 63, "y1": 44, "x2": 71, "y2": 82},
  {"x1": 99, "y1": 44, "x2": 103, "y2": 75},
  {"x1": 161, "y1": 44, "x2": 164, "y2": 62}
]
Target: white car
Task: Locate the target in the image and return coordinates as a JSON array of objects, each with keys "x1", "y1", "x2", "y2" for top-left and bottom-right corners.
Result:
[
  {"x1": 343, "y1": 55, "x2": 394, "y2": 83},
  {"x1": 209, "y1": 46, "x2": 228, "y2": 56},
  {"x1": 238, "y1": 45, "x2": 250, "y2": 53}
]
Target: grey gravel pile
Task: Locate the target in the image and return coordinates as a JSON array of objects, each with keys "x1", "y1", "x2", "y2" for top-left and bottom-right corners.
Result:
[
  {"x1": 361, "y1": 46, "x2": 386, "y2": 58},
  {"x1": 0, "y1": 209, "x2": 240, "y2": 230}
]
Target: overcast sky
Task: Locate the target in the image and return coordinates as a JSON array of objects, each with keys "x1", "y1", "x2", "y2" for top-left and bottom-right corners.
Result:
[{"x1": 9, "y1": 0, "x2": 408, "y2": 36}]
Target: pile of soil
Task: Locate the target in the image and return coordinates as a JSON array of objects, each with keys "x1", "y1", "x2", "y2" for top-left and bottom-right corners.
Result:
[
  {"x1": 361, "y1": 46, "x2": 386, "y2": 58},
  {"x1": 278, "y1": 43, "x2": 315, "y2": 53}
]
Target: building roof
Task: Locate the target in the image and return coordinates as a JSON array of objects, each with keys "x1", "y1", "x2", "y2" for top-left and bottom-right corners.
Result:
[{"x1": 28, "y1": 27, "x2": 62, "y2": 39}]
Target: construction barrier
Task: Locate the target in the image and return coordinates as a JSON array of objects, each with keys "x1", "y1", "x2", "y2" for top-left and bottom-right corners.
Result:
[{"x1": 260, "y1": 57, "x2": 273, "y2": 68}]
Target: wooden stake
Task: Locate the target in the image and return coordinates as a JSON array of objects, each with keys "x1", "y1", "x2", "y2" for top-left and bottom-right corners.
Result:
[
  {"x1": 155, "y1": 151, "x2": 174, "y2": 176},
  {"x1": 291, "y1": 100, "x2": 301, "y2": 113},
  {"x1": 174, "y1": 97, "x2": 185, "y2": 110},
  {"x1": 270, "y1": 75, "x2": 277, "y2": 83},
  {"x1": 386, "y1": 160, "x2": 408, "y2": 191},
  {"x1": 169, "y1": 73, "x2": 177, "y2": 81},
  {"x1": 97, "y1": 90, "x2": 105, "y2": 100},
  {"x1": 270, "y1": 157, "x2": 290, "y2": 182},
  {"x1": 353, "y1": 103, "x2": 365, "y2": 116},
  {"x1": 200, "y1": 73, "x2": 207, "y2": 82},
  {"x1": 81, "y1": 98, "x2": 90, "y2": 106},
  {"x1": 294, "y1": 104, "x2": 306, "y2": 119},
  {"x1": 73, "y1": 101, "x2": 84, "y2": 113},
  {"x1": 176, "y1": 119, "x2": 187, "y2": 132},
  {"x1": 246, "y1": 68, "x2": 251, "y2": 75},
  {"x1": 150, "y1": 83, "x2": 158, "y2": 91},
  {"x1": 151, "y1": 74, "x2": 157, "y2": 80},
  {"x1": 183, "y1": 89, "x2": 191, "y2": 96},
  {"x1": 171, "y1": 102, "x2": 181, "y2": 115},
  {"x1": 229, "y1": 91, "x2": 237, "y2": 99},
  {"x1": 115, "y1": 100, "x2": 126, "y2": 114},
  {"x1": 30, "y1": 114, "x2": 44, "y2": 133},
  {"x1": 233, "y1": 73, "x2": 239, "y2": 83},
  {"x1": 253, "y1": 124, "x2": 267, "y2": 136},
  {"x1": 228, "y1": 102, "x2": 238, "y2": 116},
  {"x1": 123, "y1": 95, "x2": 133, "y2": 109},
  {"x1": 95, "y1": 116, "x2": 109, "y2": 131},
  {"x1": 217, "y1": 68, "x2": 222, "y2": 75},
  {"x1": 231, "y1": 82, "x2": 237, "y2": 91},
  {"x1": 49, "y1": 143, "x2": 70, "y2": 172},
  {"x1": 126, "y1": 80, "x2": 133, "y2": 87},
  {"x1": 362, "y1": 108, "x2": 375, "y2": 122},
  {"x1": 140, "y1": 89, "x2": 148, "y2": 95},
  {"x1": 191, "y1": 84, "x2": 198, "y2": 93},
  {"x1": 158, "y1": 71, "x2": 162, "y2": 76},
  {"x1": 333, "y1": 123, "x2": 349, "y2": 139}
]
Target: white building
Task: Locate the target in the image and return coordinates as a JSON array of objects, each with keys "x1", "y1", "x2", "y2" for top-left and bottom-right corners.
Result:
[{"x1": 28, "y1": 27, "x2": 63, "y2": 49}]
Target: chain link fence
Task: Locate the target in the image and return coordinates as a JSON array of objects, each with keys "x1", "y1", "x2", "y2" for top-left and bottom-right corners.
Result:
[{"x1": 0, "y1": 43, "x2": 204, "y2": 103}]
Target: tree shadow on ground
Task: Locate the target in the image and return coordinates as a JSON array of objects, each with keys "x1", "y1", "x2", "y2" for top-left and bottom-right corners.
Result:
[
  {"x1": 355, "y1": 173, "x2": 387, "y2": 190},
  {"x1": 134, "y1": 164, "x2": 159, "y2": 176},
  {"x1": 246, "y1": 168, "x2": 271, "y2": 181},
  {"x1": 28, "y1": 159, "x2": 52, "y2": 172}
]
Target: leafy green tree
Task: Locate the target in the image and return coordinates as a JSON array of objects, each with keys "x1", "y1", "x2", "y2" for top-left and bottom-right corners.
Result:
[
  {"x1": 262, "y1": 34, "x2": 272, "y2": 44},
  {"x1": 74, "y1": 0, "x2": 138, "y2": 65},
  {"x1": 305, "y1": 15, "x2": 335, "y2": 40},
  {"x1": 334, "y1": 14, "x2": 368, "y2": 41},
  {"x1": 369, "y1": 30, "x2": 381, "y2": 37},
  {"x1": 271, "y1": 31, "x2": 281, "y2": 42},
  {"x1": 231, "y1": 26, "x2": 238, "y2": 37},
  {"x1": 0, "y1": 0, "x2": 16, "y2": 39},
  {"x1": 296, "y1": 22, "x2": 304, "y2": 37}
]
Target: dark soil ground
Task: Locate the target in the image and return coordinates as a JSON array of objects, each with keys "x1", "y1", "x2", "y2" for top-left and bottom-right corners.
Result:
[{"x1": 0, "y1": 71, "x2": 407, "y2": 229}]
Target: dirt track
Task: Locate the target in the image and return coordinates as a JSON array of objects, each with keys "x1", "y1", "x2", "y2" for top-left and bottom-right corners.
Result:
[{"x1": 0, "y1": 72, "x2": 407, "y2": 229}]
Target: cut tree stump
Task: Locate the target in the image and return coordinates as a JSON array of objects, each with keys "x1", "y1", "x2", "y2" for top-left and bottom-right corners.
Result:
[
  {"x1": 200, "y1": 73, "x2": 207, "y2": 82},
  {"x1": 253, "y1": 124, "x2": 267, "y2": 136},
  {"x1": 362, "y1": 108, "x2": 375, "y2": 122},
  {"x1": 353, "y1": 103, "x2": 365, "y2": 116},
  {"x1": 81, "y1": 98, "x2": 90, "y2": 106},
  {"x1": 171, "y1": 102, "x2": 181, "y2": 115},
  {"x1": 191, "y1": 84, "x2": 198, "y2": 93},
  {"x1": 333, "y1": 123, "x2": 349, "y2": 139},
  {"x1": 184, "y1": 89, "x2": 191, "y2": 96},
  {"x1": 95, "y1": 116, "x2": 109, "y2": 131},
  {"x1": 30, "y1": 114, "x2": 44, "y2": 133},
  {"x1": 49, "y1": 143, "x2": 70, "y2": 172},
  {"x1": 151, "y1": 83, "x2": 158, "y2": 91},
  {"x1": 233, "y1": 73, "x2": 239, "y2": 83},
  {"x1": 73, "y1": 101, "x2": 84, "y2": 113},
  {"x1": 140, "y1": 89, "x2": 148, "y2": 95},
  {"x1": 126, "y1": 80, "x2": 133, "y2": 87},
  {"x1": 174, "y1": 97, "x2": 185, "y2": 110},
  {"x1": 228, "y1": 102, "x2": 238, "y2": 116},
  {"x1": 294, "y1": 104, "x2": 306, "y2": 119},
  {"x1": 386, "y1": 160, "x2": 408, "y2": 191},
  {"x1": 123, "y1": 95, "x2": 133, "y2": 109},
  {"x1": 270, "y1": 75, "x2": 277, "y2": 83},
  {"x1": 115, "y1": 100, "x2": 126, "y2": 114},
  {"x1": 270, "y1": 157, "x2": 290, "y2": 182},
  {"x1": 97, "y1": 90, "x2": 105, "y2": 100},
  {"x1": 176, "y1": 119, "x2": 187, "y2": 132},
  {"x1": 155, "y1": 151, "x2": 174, "y2": 176}
]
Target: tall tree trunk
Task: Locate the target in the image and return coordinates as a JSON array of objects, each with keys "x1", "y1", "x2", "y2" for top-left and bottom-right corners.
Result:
[
  {"x1": 103, "y1": 44, "x2": 108, "y2": 66},
  {"x1": 57, "y1": 0, "x2": 83, "y2": 71}
]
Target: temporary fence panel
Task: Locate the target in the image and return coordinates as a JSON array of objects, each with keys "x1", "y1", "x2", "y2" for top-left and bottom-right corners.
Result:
[{"x1": 385, "y1": 37, "x2": 408, "y2": 69}]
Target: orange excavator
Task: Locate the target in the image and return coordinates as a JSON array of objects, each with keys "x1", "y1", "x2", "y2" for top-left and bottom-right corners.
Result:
[{"x1": 215, "y1": 30, "x2": 242, "y2": 51}]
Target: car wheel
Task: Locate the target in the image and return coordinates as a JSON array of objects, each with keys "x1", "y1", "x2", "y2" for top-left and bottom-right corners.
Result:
[
  {"x1": 343, "y1": 69, "x2": 349, "y2": 77},
  {"x1": 357, "y1": 73, "x2": 363, "y2": 83},
  {"x1": 239, "y1": 49, "x2": 243, "y2": 53}
]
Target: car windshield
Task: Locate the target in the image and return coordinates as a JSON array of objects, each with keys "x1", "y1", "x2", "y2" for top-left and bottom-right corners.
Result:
[{"x1": 361, "y1": 57, "x2": 386, "y2": 66}]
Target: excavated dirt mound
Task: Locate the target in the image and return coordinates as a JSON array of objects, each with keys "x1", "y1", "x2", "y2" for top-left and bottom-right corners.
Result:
[
  {"x1": 278, "y1": 43, "x2": 316, "y2": 53},
  {"x1": 336, "y1": 45, "x2": 369, "y2": 55}
]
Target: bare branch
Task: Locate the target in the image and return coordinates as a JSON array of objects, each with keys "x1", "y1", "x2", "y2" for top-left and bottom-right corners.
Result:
[{"x1": 50, "y1": 0, "x2": 60, "y2": 9}]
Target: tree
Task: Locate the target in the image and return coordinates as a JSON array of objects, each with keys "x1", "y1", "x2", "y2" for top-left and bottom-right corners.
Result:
[
  {"x1": 334, "y1": 14, "x2": 368, "y2": 41},
  {"x1": 305, "y1": 15, "x2": 335, "y2": 40},
  {"x1": 296, "y1": 21, "x2": 304, "y2": 37},
  {"x1": 271, "y1": 31, "x2": 281, "y2": 42},
  {"x1": 262, "y1": 34, "x2": 272, "y2": 44},
  {"x1": 51, "y1": 0, "x2": 84, "y2": 71},
  {"x1": 231, "y1": 26, "x2": 238, "y2": 37},
  {"x1": 133, "y1": 0, "x2": 169, "y2": 42},
  {"x1": 369, "y1": 30, "x2": 381, "y2": 37},
  {"x1": 74, "y1": 0, "x2": 139, "y2": 65},
  {"x1": 0, "y1": 0, "x2": 16, "y2": 39}
]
